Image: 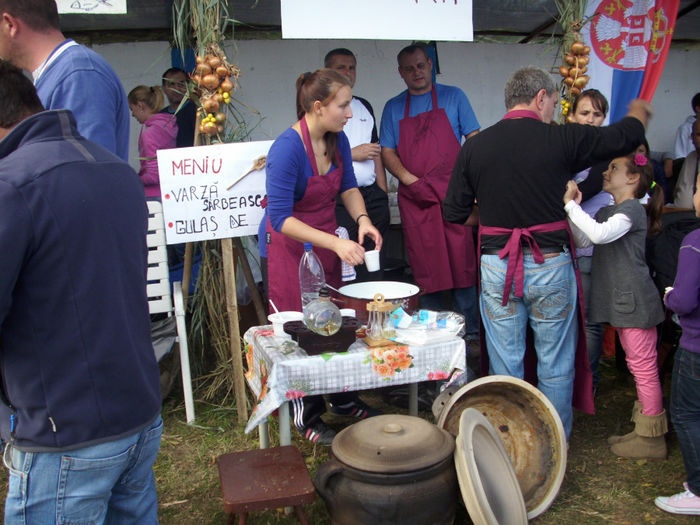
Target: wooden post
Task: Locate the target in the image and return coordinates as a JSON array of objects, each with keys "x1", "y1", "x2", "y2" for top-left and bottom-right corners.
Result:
[
  {"x1": 221, "y1": 238, "x2": 248, "y2": 424},
  {"x1": 232, "y1": 237, "x2": 267, "y2": 325},
  {"x1": 181, "y1": 242, "x2": 194, "y2": 302},
  {"x1": 179, "y1": 109, "x2": 202, "y2": 302}
]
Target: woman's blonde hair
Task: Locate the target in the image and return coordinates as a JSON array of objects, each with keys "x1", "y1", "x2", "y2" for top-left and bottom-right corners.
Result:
[{"x1": 127, "y1": 85, "x2": 164, "y2": 113}]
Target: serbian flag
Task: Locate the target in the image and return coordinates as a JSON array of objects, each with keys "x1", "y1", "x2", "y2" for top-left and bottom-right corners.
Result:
[{"x1": 582, "y1": 0, "x2": 679, "y2": 124}]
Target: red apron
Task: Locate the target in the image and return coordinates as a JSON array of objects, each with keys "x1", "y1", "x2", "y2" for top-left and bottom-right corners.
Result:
[
  {"x1": 396, "y1": 86, "x2": 476, "y2": 294},
  {"x1": 476, "y1": 108, "x2": 595, "y2": 415},
  {"x1": 266, "y1": 117, "x2": 343, "y2": 312}
]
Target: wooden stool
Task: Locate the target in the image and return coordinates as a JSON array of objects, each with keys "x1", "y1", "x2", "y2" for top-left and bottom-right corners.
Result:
[{"x1": 217, "y1": 445, "x2": 316, "y2": 525}]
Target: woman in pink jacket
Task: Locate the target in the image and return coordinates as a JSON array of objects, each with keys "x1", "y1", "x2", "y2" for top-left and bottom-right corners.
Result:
[{"x1": 128, "y1": 85, "x2": 178, "y2": 199}]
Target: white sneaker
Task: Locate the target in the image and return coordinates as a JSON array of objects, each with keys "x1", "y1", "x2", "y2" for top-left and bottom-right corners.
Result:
[{"x1": 655, "y1": 486, "x2": 700, "y2": 516}]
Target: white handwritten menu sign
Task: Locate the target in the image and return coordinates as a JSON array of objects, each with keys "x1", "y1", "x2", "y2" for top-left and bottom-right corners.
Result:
[
  {"x1": 56, "y1": 0, "x2": 127, "y2": 14},
  {"x1": 156, "y1": 141, "x2": 273, "y2": 244},
  {"x1": 281, "y1": 0, "x2": 473, "y2": 42}
]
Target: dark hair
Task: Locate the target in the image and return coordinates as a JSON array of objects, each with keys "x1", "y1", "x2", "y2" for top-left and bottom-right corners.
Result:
[
  {"x1": 0, "y1": 59, "x2": 44, "y2": 128},
  {"x1": 623, "y1": 154, "x2": 664, "y2": 236},
  {"x1": 295, "y1": 68, "x2": 351, "y2": 163},
  {"x1": 572, "y1": 89, "x2": 609, "y2": 118},
  {"x1": 324, "y1": 48, "x2": 355, "y2": 68},
  {"x1": 127, "y1": 85, "x2": 164, "y2": 113},
  {"x1": 397, "y1": 44, "x2": 429, "y2": 65},
  {"x1": 162, "y1": 67, "x2": 187, "y2": 83},
  {"x1": 0, "y1": 0, "x2": 59, "y2": 31},
  {"x1": 692, "y1": 92, "x2": 700, "y2": 112}
]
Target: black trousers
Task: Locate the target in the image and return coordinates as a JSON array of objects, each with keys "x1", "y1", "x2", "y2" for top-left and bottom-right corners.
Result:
[
  {"x1": 335, "y1": 181, "x2": 390, "y2": 250},
  {"x1": 335, "y1": 181, "x2": 390, "y2": 281},
  {"x1": 291, "y1": 392, "x2": 359, "y2": 429}
]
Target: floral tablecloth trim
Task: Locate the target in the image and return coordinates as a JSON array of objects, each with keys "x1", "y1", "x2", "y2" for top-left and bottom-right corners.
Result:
[
  {"x1": 369, "y1": 345, "x2": 414, "y2": 378},
  {"x1": 244, "y1": 342, "x2": 255, "y2": 381},
  {"x1": 285, "y1": 380, "x2": 313, "y2": 400},
  {"x1": 285, "y1": 389, "x2": 306, "y2": 399}
]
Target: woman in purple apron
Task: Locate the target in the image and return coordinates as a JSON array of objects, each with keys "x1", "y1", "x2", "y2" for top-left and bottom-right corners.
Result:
[{"x1": 260, "y1": 69, "x2": 382, "y2": 444}]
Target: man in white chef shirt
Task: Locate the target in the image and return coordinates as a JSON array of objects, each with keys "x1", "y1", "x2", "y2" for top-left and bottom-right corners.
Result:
[{"x1": 325, "y1": 48, "x2": 390, "y2": 275}]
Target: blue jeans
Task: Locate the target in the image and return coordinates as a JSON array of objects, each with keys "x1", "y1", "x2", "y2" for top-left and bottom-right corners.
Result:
[
  {"x1": 670, "y1": 347, "x2": 700, "y2": 496},
  {"x1": 578, "y1": 256, "x2": 603, "y2": 390},
  {"x1": 420, "y1": 285, "x2": 479, "y2": 338},
  {"x1": 4, "y1": 415, "x2": 163, "y2": 525},
  {"x1": 480, "y1": 252, "x2": 577, "y2": 438}
]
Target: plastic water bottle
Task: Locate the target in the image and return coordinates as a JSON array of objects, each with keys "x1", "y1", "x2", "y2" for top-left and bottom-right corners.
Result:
[{"x1": 299, "y1": 242, "x2": 325, "y2": 312}]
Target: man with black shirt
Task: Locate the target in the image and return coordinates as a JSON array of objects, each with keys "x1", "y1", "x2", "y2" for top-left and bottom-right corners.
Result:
[
  {"x1": 444, "y1": 66, "x2": 651, "y2": 438},
  {"x1": 161, "y1": 67, "x2": 197, "y2": 148}
]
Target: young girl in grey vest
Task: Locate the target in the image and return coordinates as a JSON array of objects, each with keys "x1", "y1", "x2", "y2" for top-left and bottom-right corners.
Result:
[{"x1": 564, "y1": 152, "x2": 666, "y2": 460}]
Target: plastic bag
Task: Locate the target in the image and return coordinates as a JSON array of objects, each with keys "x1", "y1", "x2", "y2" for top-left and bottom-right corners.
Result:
[{"x1": 387, "y1": 308, "x2": 465, "y2": 345}]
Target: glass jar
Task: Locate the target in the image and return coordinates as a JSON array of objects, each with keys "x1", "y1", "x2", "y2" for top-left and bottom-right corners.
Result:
[{"x1": 303, "y1": 287, "x2": 342, "y2": 336}]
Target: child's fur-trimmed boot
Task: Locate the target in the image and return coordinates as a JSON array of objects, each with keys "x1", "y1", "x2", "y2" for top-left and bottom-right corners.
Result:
[
  {"x1": 610, "y1": 409, "x2": 668, "y2": 460},
  {"x1": 607, "y1": 400, "x2": 642, "y2": 445}
]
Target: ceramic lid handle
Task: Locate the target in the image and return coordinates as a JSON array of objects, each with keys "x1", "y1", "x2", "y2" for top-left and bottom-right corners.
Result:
[{"x1": 382, "y1": 423, "x2": 403, "y2": 434}]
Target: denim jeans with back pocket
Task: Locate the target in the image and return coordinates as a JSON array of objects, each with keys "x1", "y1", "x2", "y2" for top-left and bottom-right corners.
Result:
[
  {"x1": 480, "y1": 251, "x2": 578, "y2": 438},
  {"x1": 4, "y1": 415, "x2": 162, "y2": 525}
]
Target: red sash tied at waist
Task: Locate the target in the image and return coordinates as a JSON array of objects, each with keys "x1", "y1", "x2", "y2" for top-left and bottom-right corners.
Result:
[{"x1": 479, "y1": 220, "x2": 570, "y2": 306}]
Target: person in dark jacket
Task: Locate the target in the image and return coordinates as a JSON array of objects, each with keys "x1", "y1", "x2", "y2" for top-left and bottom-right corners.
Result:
[{"x1": 0, "y1": 60, "x2": 162, "y2": 523}]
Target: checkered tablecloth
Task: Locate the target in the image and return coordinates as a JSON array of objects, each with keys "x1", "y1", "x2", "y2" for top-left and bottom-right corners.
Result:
[{"x1": 243, "y1": 325, "x2": 466, "y2": 433}]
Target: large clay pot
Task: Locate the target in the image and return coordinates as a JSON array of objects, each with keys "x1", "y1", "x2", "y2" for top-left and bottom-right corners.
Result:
[
  {"x1": 435, "y1": 375, "x2": 567, "y2": 520},
  {"x1": 314, "y1": 414, "x2": 457, "y2": 525}
]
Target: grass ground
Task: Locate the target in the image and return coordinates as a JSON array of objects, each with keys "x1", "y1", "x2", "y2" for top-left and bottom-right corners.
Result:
[{"x1": 0, "y1": 355, "x2": 697, "y2": 524}]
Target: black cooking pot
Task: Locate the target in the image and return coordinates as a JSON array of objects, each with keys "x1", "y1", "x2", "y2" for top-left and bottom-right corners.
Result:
[{"x1": 314, "y1": 415, "x2": 458, "y2": 525}]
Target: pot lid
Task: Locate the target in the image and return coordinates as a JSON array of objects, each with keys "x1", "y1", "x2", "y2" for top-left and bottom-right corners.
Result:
[
  {"x1": 454, "y1": 408, "x2": 527, "y2": 525},
  {"x1": 332, "y1": 414, "x2": 454, "y2": 473}
]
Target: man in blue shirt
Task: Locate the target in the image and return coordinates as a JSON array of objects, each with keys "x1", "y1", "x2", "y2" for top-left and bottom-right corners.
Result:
[
  {"x1": 380, "y1": 44, "x2": 480, "y2": 339},
  {"x1": 0, "y1": 0, "x2": 130, "y2": 161}
]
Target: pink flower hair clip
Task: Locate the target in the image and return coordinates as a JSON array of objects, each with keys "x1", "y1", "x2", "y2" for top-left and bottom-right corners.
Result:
[{"x1": 634, "y1": 153, "x2": 648, "y2": 167}]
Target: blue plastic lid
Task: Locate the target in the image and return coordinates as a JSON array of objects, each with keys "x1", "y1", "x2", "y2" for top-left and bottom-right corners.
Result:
[{"x1": 303, "y1": 242, "x2": 312, "y2": 251}]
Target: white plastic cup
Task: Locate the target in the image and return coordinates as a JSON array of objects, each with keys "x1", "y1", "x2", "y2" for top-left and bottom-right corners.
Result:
[
  {"x1": 268, "y1": 311, "x2": 304, "y2": 336},
  {"x1": 364, "y1": 249, "x2": 380, "y2": 272},
  {"x1": 340, "y1": 308, "x2": 356, "y2": 318}
]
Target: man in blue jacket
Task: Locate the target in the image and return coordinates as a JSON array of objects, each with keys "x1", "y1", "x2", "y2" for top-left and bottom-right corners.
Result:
[
  {"x1": 0, "y1": 0, "x2": 130, "y2": 160},
  {"x1": 0, "y1": 60, "x2": 162, "y2": 523}
]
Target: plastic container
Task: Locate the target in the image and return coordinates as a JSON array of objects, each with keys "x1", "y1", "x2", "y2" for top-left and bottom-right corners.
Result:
[
  {"x1": 299, "y1": 242, "x2": 326, "y2": 312},
  {"x1": 268, "y1": 311, "x2": 304, "y2": 336},
  {"x1": 303, "y1": 287, "x2": 342, "y2": 336}
]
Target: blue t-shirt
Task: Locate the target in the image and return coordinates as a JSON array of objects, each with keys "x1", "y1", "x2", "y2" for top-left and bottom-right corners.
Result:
[
  {"x1": 35, "y1": 40, "x2": 130, "y2": 161},
  {"x1": 379, "y1": 83, "x2": 479, "y2": 149},
  {"x1": 258, "y1": 128, "x2": 357, "y2": 257}
]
